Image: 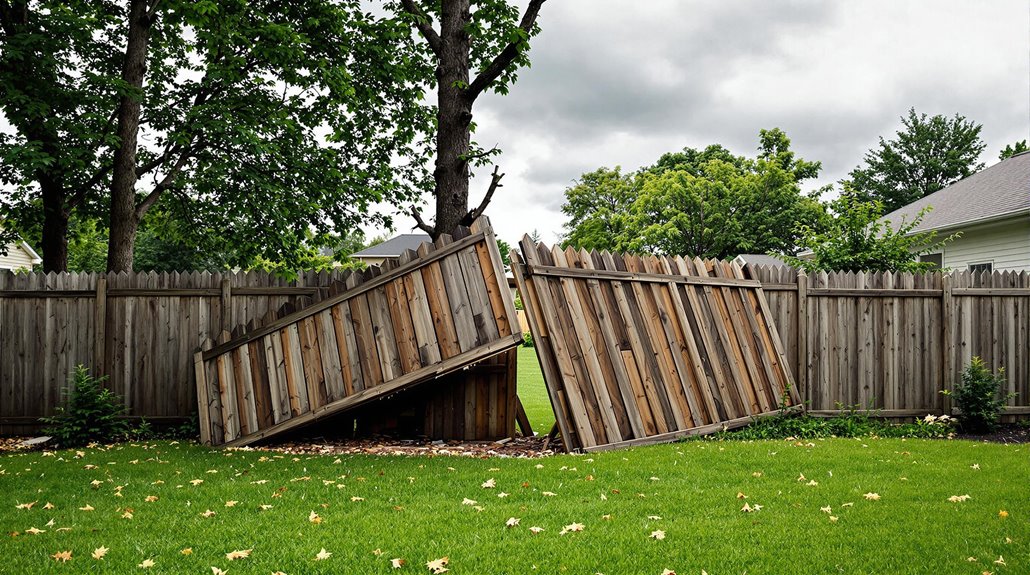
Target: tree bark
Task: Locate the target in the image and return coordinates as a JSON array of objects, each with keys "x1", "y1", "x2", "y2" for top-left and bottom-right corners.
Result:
[
  {"x1": 106, "y1": 0, "x2": 153, "y2": 272},
  {"x1": 431, "y1": 0, "x2": 473, "y2": 239},
  {"x1": 39, "y1": 177, "x2": 69, "y2": 272}
]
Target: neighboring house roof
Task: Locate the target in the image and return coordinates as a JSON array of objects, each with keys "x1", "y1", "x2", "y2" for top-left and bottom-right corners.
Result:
[
  {"x1": 351, "y1": 233, "x2": 431, "y2": 258},
  {"x1": 882, "y1": 150, "x2": 1030, "y2": 233},
  {"x1": 733, "y1": 253, "x2": 790, "y2": 268}
]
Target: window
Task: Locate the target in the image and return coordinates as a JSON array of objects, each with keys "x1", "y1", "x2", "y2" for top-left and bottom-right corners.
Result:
[
  {"x1": 968, "y1": 262, "x2": 993, "y2": 274},
  {"x1": 919, "y1": 252, "x2": 943, "y2": 269}
]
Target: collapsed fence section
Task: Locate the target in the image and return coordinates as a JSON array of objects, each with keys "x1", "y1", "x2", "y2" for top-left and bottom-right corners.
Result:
[
  {"x1": 749, "y1": 265, "x2": 1030, "y2": 418},
  {"x1": 513, "y1": 240, "x2": 800, "y2": 452},
  {"x1": 195, "y1": 219, "x2": 522, "y2": 447}
]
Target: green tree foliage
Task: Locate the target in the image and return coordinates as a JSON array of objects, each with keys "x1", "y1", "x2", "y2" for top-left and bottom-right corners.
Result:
[
  {"x1": 41, "y1": 366, "x2": 132, "y2": 447},
  {"x1": 779, "y1": 193, "x2": 953, "y2": 273},
  {"x1": 561, "y1": 129, "x2": 827, "y2": 259},
  {"x1": 847, "y1": 109, "x2": 985, "y2": 213},
  {"x1": 944, "y1": 357, "x2": 1012, "y2": 433},
  {"x1": 0, "y1": 0, "x2": 434, "y2": 271},
  {"x1": 999, "y1": 140, "x2": 1028, "y2": 161}
]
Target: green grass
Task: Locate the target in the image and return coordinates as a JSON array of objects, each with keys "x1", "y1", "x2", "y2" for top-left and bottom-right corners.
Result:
[
  {"x1": 2, "y1": 438, "x2": 1027, "y2": 574},
  {"x1": 516, "y1": 346, "x2": 555, "y2": 435}
]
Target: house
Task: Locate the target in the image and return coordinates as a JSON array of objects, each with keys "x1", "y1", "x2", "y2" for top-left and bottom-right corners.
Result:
[
  {"x1": 0, "y1": 235, "x2": 42, "y2": 271},
  {"x1": 882, "y1": 151, "x2": 1030, "y2": 273},
  {"x1": 350, "y1": 233, "x2": 431, "y2": 267},
  {"x1": 732, "y1": 253, "x2": 790, "y2": 269}
]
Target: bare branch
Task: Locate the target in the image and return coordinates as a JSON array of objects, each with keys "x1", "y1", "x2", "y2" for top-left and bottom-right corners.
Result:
[
  {"x1": 399, "y1": 0, "x2": 442, "y2": 57},
  {"x1": 466, "y1": 0, "x2": 545, "y2": 101},
  {"x1": 135, "y1": 143, "x2": 195, "y2": 218},
  {"x1": 145, "y1": 0, "x2": 162, "y2": 22},
  {"x1": 461, "y1": 165, "x2": 503, "y2": 226},
  {"x1": 411, "y1": 206, "x2": 436, "y2": 236}
]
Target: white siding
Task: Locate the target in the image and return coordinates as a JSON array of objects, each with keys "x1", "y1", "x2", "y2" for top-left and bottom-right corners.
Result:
[
  {"x1": 936, "y1": 216, "x2": 1030, "y2": 272},
  {"x1": 0, "y1": 242, "x2": 40, "y2": 271}
]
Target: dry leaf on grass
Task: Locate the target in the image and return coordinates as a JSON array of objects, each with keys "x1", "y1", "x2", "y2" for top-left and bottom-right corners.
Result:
[
  {"x1": 52, "y1": 550, "x2": 72, "y2": 562},
  {"x1": 505, "y1": 517, "x2": 520, "y2": 527},
  {"x1": 92, "y1": 546, "x2": 109, "y2": 560},
  {"x1": 309, "y1": 510, "x2": 322, "y2": 524},
  {"x1": 138, "y1": 558, "x2": 155, "y2": 569},
  {"x1": 560, "y1": 522, "x2": 585, "y2": 535},
  {"x1": 211, "y1": 568, "x2": 227, "y2": 575},
  {"x1": 529, "y1": 526, "x2": 544, "y2": 534},
  {"x1": 226, "y1": 549, "x2": 252, "y2": 560},
  {"x1": 461, "y1": 498, "x2": 477, "y2": 506},
  {"x1": 481, "y1": 478, "x2": 496, "y2": 489},
  {"x1": 426, "y1": 556, "x2": 449, "y2": 574},
  {"x1": 181, "y1": 548, "x2": 193, "y2": 555},
  {"x1": 79, "y1": 504, "x2": 94, "y2": 511},
  {"x1": 392, "y1": 558, "x2": 406, "y2": 568},
  {"x1": 947, "y1": 495, "x2": 971, "y2": 503},
  {"x1": 314, "y1": 548, "x2": 332, "y2": 561},
  {"x1": 650, "y1": 530, "x2": 666, "y2": 540},
  {"x1": 863, "y1": 493, "x2": 880, "y2": 501}
]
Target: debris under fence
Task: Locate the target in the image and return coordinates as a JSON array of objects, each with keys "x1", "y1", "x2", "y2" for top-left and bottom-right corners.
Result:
[
  {"x1": 194, "y1": 218, "x2": 522, "y2": 447},
  {"x1": 512, "y1": 239, "x2": 801, "y2": 452}
]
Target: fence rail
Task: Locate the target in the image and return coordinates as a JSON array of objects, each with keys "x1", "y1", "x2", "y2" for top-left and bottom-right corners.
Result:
[{"x1": 748, "y1": 266, "x2": 1030, "y2": 417}]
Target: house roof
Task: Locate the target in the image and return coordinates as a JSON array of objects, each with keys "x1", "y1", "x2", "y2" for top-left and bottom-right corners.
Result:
[
  {"x1": 732, "y1": 253, "x2": 790, "y2": 268},
  {"x1": 351, "y1": 233, "x2": 431, "y2": 258},
  {"x1": 882, "y1": 150, "x2": 1030, "y2": 233}
]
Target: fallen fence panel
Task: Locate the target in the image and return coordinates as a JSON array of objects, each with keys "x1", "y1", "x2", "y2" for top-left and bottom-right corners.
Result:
[
  {"x1": 195, "y1": 218, "x2": 522, "y2": 447},
  {"x1": 512, "y1": 239, "x2": 801, "y2": 452}
]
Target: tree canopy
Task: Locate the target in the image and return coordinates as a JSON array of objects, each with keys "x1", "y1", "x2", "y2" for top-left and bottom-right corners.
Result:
[
  {"x1": 846, "y1": 108, "x2": 985, "y2": 213},
  {"x1": 779, "y1": 193, "x2": 954, "y2": 274},
  {"x1": 999, "y1": 140, "x2": 1028, "y2": 161},
  {"x1": 0, "y1": 0, "x2": 434, "y2": 271},
  {"x1": 561, "y1": 129, "x2": 827, "y2": 260}
]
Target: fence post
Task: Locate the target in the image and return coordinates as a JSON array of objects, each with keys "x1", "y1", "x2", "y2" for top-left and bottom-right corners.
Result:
[
  {"x1": 220, "y1": 278, "x2": 232, "y2": 334},
  {"x1": 796, "y1": 270, "x2": 808, "y2": 405},
  {"x1": 93, "y1": 276, "x2": 108, "y2": 376},
  {"x1": 941, "y1": 273, "x2": 954, "y2": 415}
]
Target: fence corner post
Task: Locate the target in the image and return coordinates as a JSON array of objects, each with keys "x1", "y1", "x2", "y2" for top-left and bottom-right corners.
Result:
[
  {"x1": 796, "y1": 270, "x2": 808, "y2": 404},
  {"x1": 941, "y1": 273, "x2": 954, "y2": 415},
  {"x1": 93, "y1": 276, "x2": 108, "y2": 376}
]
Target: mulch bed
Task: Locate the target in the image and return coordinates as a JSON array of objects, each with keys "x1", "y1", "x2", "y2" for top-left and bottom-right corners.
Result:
[{"x1": 953, "y1": 425, "x2": 1030, "y2": 444}]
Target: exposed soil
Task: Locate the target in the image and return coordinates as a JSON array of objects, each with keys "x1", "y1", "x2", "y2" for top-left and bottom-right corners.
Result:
[
  {"x1": 256, "y1": 435, "x2": 558, "y2": 458},
  {"x1": 952, "y1": 425, "x2": 1030, "y2": 444}
]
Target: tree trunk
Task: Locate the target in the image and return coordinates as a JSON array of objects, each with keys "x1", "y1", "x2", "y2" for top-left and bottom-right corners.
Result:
[
  {"x1": 432, "y1": 0, "x2": 472, "y2": 239},
  {"x1": 39, "y1": 177, "x2": 69, "y2": 272},
  {"x1": 106, "y1": 0, "x2": 152, "y2": 272}
]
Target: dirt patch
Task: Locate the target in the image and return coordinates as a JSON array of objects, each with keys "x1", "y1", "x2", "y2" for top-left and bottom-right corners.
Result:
[
  {"x1": 254, "y1": 435, "x2": 558, "y2": 459},
  {"x1": 953, "y1": 425, "x2": 1030, "y2": 444}
]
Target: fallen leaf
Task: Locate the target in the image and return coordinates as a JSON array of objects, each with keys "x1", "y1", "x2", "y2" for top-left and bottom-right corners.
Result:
[
  {"x1": 461, "y1": 498, "x2": 477, "y2": 506},
  {"x1": 505, "y1": 517, "x2": 520, "y2": 528},
  {"x1": 52, "y1": 550, "x2": 72, "y2": 562},
  {"x1": 829, "y1": 516, "x2": 839, "y2": 523},
  {"x1": 560, "y1": 522, "x2": 585, "y2": 535},
  {"x1": 373, "y1": 549, "x2": 383, "y2": 556},
  {"x1": 211, "y1": 567, "x2": 227, "y2": 575},
  {"x1": 426, "y1": 556, "x2": 449, "y2": 574},
  {"x1": 806, "y1": 480, "x2": 819, "y2": 486},
  {"x1": 647, "y1": 515, "x2": 661, "y2": 520},
  {"x1": 820, "y1": 506, "x2": 832, "y2": 514},
  {"x1": 259, "y1": 504, "x2": 273, "y2": 511},
  {"x1": 79, "y1": 504, "x2": 95, "y2": 512},
  {"x1": 740, "y1": 503, "x2": 753, "y2": 513},
  {"x1": 736, "y1": 492, "x2": 747, "y2": 499},
  {"x1": 224, "y1": 500, "x2": 238, "y2": 507},
  {"x1": 15, "y1": 501, "x2": 37, "y2": 510},
  {"x1": 661, "y1": 570, "x2": 676, "y2": 575},
  {"x1": 121, "y1": 511, "x2": 133, "y2": 520},
  {"x1": 309, "y1": 510, "x2": 322, "y2": 524},
  {"x1": 43, "y1": 502, "x2": 54, "y2": 510},
  {"x1": 314, "y1": 548, "x2": 332, "y2": 561},
  {"x1": 481, "y1": 478, "x2": 496, "y2": 489},
  {"x1": 201, "y1": 509, "x2": 216, "y2": 518},
  {"x1": 542, "y1": 491, "x2": 557, "y2": 497},
  {"x1": 92, "y1": 546, "x2": 109, "y2": 560},
  {"x1": 391, "y1": 558, "x2": 406, "y2": 568},
  {"x1": 181, "y1": 548, "x2": 193, "y2": 555},
  {"x1": 999, "y1": 510, "x2": 1009, "y2": 518},
  {"x1": 994, "y1": 556, "x2": 1006, "y2": 566},
  {"x1": 497, "y1": 492, "x2": 509, "y2": 498},
  {"x1": 26, "y1": 527, "x2": 45, "y2": 535},
  {"x1": 863, "y1": 493, "x2": 880, "y2": 501},
  {"x1": 190, "y1": 479, "x2": 204, "y2": 486},
  {"x1": 139, "y1": 558, "x2": 155, "y2": 569},
  {"x1": 752, "y1": 471, "x2": 763, "y2": 477},
  {"x1": 528, "y1": 526, "x2": 544, "y2": 534},
  {"x1": 226, "y1": 549, "x2": 252, "y2": 560},
  {"x1": 650, "y1": 530, "x2": 666, "y2": 540},
  {"x1": 144, "y1": 495, "x2": 158, "y2": 502},
  {"x1": 947, "y1": 495, "x2": 972, "y2": 503},
  {"x1": 350, "y1": 496, "x2": 364, "y2": 502}
]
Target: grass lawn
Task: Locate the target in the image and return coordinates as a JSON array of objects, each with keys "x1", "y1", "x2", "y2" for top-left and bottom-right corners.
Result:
[
  {"x1": 516, "y1": 345, "x2": 555, "y2": 435},
  {"x1": 2, "y1": 437, "x2": 1027, "y2": 574}
]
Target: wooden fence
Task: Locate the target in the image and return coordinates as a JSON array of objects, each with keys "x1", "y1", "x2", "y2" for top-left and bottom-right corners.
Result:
[
  {"x1": 513, "y1": 241, "x2": 800, "y2": 452},
  {"x1": 195, "y1": 219, "x2": 522, "y2": 447},
  {"x1": 749, "y1": 266, "x2": 1030, "y2": 418}
]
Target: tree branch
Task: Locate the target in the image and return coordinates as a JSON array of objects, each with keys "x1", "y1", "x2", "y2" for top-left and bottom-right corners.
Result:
[
  {"x1": 411, "y1": 206, "x2": 435, "y2": 236},
  {"x1": 135, "y1": 143, "x2": 195, "y2": 218},
  {"x1": 460, "y1": 165, "x2": 503, "y2": 226},
  {"x1": 399, "y1": 0, "x2": 442, "y2": 57},
  {"x1": 465, "y1": 0, "x2": 545, "y2": 101}
]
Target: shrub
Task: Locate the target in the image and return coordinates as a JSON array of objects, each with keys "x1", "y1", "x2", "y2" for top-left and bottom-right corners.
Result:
[
  {"x1": 41, "y1": 365, "x2": 132, "y2": 447},
  {"x1": 946, "y1": 357, "x2": 1012, "y2": 433},
  {"x1": 522, "y1": 331, "x2": 535, "y2": 348}
]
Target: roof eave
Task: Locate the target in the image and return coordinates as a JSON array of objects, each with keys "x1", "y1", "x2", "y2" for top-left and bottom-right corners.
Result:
[{"x1": 904, "y1": 207, "x2": 1030, "y2": 236}]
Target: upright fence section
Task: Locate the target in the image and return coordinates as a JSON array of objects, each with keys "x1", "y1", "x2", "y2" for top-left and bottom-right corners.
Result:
[{"x1": 749, "y1": 266, "x2": 1030, "y2": 418}]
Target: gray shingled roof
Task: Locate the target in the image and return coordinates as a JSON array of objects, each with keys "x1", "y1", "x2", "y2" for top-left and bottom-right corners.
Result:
[
  {"x1": 733, "y1": 253, "x2": 790, "y2": 268},
  {"x1": 882, "y1": 151, "x2": 1030, "y2": 233},
  {"x1": 352, "y1": 233, "x2": 431, "y2": 258}
]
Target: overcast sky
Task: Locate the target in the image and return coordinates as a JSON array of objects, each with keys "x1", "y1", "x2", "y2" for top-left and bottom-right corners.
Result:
[{"x1": 391, "y1": 0, "x2": 1030, "y2": 246}]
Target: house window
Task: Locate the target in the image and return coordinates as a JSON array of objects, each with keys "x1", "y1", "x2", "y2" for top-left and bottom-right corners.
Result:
[
  {"x1": 968, "y1": 262, "x2": 993, "y2": 274},
  {"x1": 920, "y1": 252, "x2": 943, "y2": 269}
]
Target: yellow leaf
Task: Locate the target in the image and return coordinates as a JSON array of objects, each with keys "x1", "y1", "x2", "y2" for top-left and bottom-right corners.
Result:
[
  {"x1": 661, "y1": 570, "x2": 676, "y2": 575},
  {"x1": 260, "y1": 504, "x2": 273, "y2": 511},
  {"x1": 309, "y1": 511, "x2": 322, "y2": 524},
  {"x1": 481, "y1": 478, "x2": 496, "y2": 489},
  {"x1": 350, "y1": 496, "x2": 364, "y2": 502},
  {"x1": 51, "y1": 550, "x2": 72, "y2": 562},
  {"x1": 26, "y1": 527, "x2": 45, "y2": 535},
  {"x1": 122, "y1": 511, "x2": 133, "y2": 520},
  {"x1": 820, "y1": 506, "x2": 832, "y2": 514},
  {"x1": 15, "y1": 501, "x2": 37, "y2": 510},
  {"x1": 211, "y1": 567, "x2": 227, "y2": 575},
  {"x1": 947, "y1": 495, "x2": 971, "y2": 503},
  {"x1": 79, "y1": 504, "x2": 95, "y2": 511},
  {"x1": 138, "y1": 558, "x2": 155, "y2": 569},
  {"x1": 201, "y1": 510, "x2": 216, "y2": 518},
  {"x1": 560, "y1": 522, "x2": 585, "y2": 535},
  {"x1": 863, "y1": 493, "x2": 880, "y2": 501},
  {"x1": 829, "y1": 516, "x2": 839, "y2": 523},
  {"x1": 314, "y1": 548, "x2": 332, "y2": 561},
  {"x1": 144, "y1": 496, "x2": 158, "y2": 503},
  {"x1": 226, "y1": 549, "x2": 252, "y2": 560},
  {"x1": 736, "y1": 492, "x2": 747, "y2": 499},
  {"x1": 650, "y1": 530, "x2": 666, "y2": 540},
  {"x1": 542, "y1": 491, "x2": 557, "y2": 497},
  {"x1": 461, "y1": 498, "x2": 477, "y2": 506},
  {"x1": 994, "y1": 556, "x2": 1006, "y2": 566},
  {"x1": 999, "y1": 510, "x2": 1009, "y2": 518},
  {"x1": 372, "y1": 549, "x2": 383, "y2": 556},
  {"x1": 391, "y1": 558, "x2": 406, "y2": 568},
  {"x1": 181, "y1": 548, "x2": 193, "y2": 555},
  {"x1": 190, "y1": 479, "x2": 204, "y2": 486},
  {"x1": 426, "y1": 556, "x2": 449, "y2": 574},
  {"x1": 505, "y1": 517, "x2": 520, "y2": 528},
  {"x1": 43, "y1": 502, "x2": 54, "y2": 510},
  {"x1": 528, "y1": 526, "x2": 544, "y2": 534},
  {"x1": 92, "y1": 546, "x2": 109, "y2": 560},
  {"x1": 225, "y1": 501, "x2": 238, "y2": 507}
]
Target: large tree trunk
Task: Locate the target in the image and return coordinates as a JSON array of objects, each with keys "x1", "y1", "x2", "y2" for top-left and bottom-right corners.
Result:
[
  {"x1": 106, "y1": 0, "x2": 152, "y2": 272},
  {"x1": 432, "y1": 0, "x2": 472, "y2": 239},
  {"x1": 39, "y1": 177, "x2": 69, "y2": 272}
]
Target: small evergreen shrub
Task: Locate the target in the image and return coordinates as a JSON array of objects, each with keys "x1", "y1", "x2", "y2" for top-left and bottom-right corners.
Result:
[
  {"x1": 945, "y1": 357, "x2": 1012, "y2": 433},
  {"x1": 41, "y1": 366, "x2": 132, "y2": 447},
  {"x1": 522, "y1": 331, "x2": 535, "y2": 348}
]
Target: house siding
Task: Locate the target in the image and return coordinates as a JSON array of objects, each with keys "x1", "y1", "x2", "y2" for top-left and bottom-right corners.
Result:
[
  {"x1": 0, "y1": 243, "x2": 39, "y2": 271},
  {"x1": 933, "y1": 216, "x2": 1030, "y2": 272}
]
